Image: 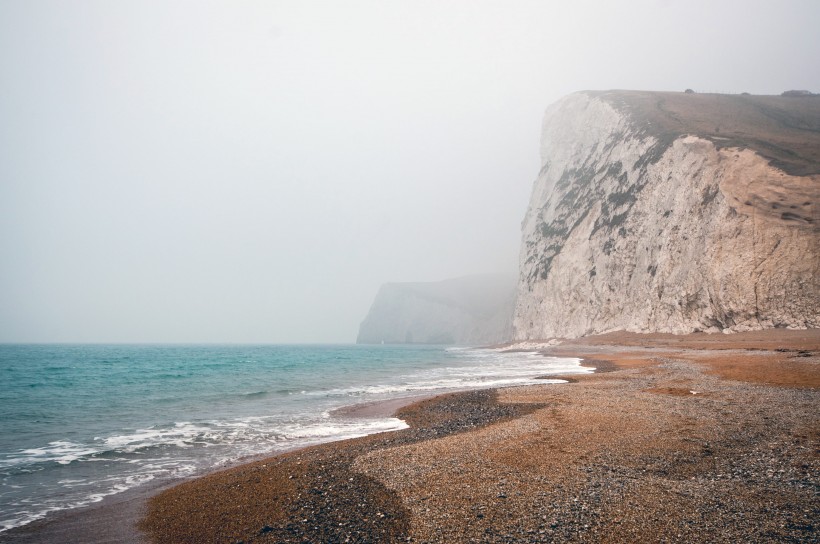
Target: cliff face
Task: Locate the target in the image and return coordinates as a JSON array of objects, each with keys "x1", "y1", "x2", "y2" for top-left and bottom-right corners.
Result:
[
  {"x1": 515, "y1": 91, "x2": 820, "y2": 339},
  {"x1": 357, "y1": 275, "x2": 515, "y2": 345}
]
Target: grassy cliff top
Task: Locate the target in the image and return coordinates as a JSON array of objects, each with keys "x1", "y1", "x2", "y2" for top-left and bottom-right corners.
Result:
[{"x1": 591, "y1": 90, "x2": 820, "y2": 176}]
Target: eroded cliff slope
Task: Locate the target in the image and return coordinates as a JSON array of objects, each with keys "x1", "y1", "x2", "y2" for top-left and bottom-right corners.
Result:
[
  {"x1": 357, "y1": 275, "x2": 515, "y2": 345},
  {"x1": 515, "y1": 91, "x2": 820, "y2": 339}
]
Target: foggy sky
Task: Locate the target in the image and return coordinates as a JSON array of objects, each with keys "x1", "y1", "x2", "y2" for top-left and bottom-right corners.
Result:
[{"x1": 1, "y1": 0, "x2": 818, "y2": 343}]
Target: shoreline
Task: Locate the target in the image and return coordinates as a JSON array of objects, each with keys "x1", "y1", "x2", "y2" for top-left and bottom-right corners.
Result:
[
  {"x1": 330, "y1": 393, "x2": 442, "y2": 419},
  {"x1": 0, "y1": 353, "x2": 582, "y2": 543},
  {"x1": 4, "y1": 329, "x2": 818, "y2": 543},
  {"x1": 0, "y1": 390, "x2": 448, "y2": 544}
]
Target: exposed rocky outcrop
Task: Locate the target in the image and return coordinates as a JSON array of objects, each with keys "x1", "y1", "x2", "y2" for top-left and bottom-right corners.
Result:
[
  {"x1": 357, "y1": 275, "x2": 515, "y2": 345},
  {"x1": 514, "y1": 91, "x2": 820, "y2": 339}
]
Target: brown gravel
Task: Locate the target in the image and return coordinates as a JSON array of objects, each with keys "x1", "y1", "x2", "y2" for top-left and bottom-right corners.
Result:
[
  {"x1": 140, "y1": 390, "x2": 540, "y2": 543},
  {"x1": 136, "y1": 330, "x2": 820, "y2": 543}
]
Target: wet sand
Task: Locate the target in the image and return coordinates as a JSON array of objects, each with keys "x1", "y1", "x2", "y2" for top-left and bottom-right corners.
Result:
[
  {"x1": 331, "y1": 394, "x2": 440, "y2": 419},
  {"x1": 0, "y1": 479, "x2": 163, "y2": 544},
  {"x1": 4, "y1": 329, "x2": 819, "y2": 543}
]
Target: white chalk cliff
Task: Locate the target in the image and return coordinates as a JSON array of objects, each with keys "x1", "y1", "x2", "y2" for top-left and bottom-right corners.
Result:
[
  {"x1": 514, "y1": 91, "x2": 820, "y2": 339},
  {"x1": 357, "y1": 275, "x2": 515, "y2": 345}
]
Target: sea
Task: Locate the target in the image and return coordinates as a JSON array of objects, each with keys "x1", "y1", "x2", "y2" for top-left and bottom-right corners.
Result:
[{"x1": 0, "y1": 343, "x2": 589, "y2": 533}]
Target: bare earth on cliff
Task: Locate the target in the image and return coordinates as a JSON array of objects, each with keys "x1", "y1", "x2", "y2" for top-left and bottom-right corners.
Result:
[{"x1": 598, "y1": 91, "x2": 820, "y2": 176}]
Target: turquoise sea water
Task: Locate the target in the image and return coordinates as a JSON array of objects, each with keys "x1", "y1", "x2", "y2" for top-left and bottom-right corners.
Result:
[{"x1": 0, "y1": 344, "x2": 588, "y2": 532}]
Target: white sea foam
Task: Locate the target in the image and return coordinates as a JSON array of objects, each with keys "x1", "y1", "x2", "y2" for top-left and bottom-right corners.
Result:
[
  {"x1": 280, "y1": 418, "x2": 409, "y2": 440},
  {"x1": 307, "y1": 351, "x2": 587, "y2": 399},
  {"x1": 100, "y1": 421, "x2": 215, "y2": 451},
  {"x1": 0, "y1": 345, "x2": 584, "y2": 534},
  {"x1": 2, "y1": 441, "x2": 101, "y2": 468}
]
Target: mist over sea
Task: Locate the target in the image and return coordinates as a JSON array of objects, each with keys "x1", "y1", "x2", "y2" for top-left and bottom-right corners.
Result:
[{"x1": 0, "y1": 344, "x2": 588, "y2": 532}]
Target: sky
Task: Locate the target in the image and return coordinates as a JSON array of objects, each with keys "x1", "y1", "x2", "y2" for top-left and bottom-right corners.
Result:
[{"x1": 1, "y1": 0, "x2": 818, "y2": 343}]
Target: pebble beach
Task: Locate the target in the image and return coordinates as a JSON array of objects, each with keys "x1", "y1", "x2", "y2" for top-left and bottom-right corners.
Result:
[{"x1": 6, "y1": 329, "x2": 819, "y2": 543}]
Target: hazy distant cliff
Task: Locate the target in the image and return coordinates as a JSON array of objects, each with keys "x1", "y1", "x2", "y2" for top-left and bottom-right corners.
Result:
[
  {"x1": 515, "y1": 90, "x2": 820, "y2": 339},
  {"x1": 357, "y1": 275, "x2": 515, "y2": 345}
]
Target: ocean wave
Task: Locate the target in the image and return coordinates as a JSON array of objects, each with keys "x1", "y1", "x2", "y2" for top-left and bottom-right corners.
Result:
[
  {"x1": 0, "y1": 414, "x2": 410, "y2": 472},
  {"x1": 304, "y1": 354, "x2": 588, "y2": 398},
  {"x1": 0, "y1": 462, "x2": 198, "y2": 533},
  {"x1": 240, "y1": 390, "x2": 269, "y2": 398},
  {"x1": 0, "y1": 414, "x2": 408, "y2": 533},
  {"x1": 100, "y1": 422, "x2": 213, "y2": 451},
  {"x1": 2, "y1": 441, "x2": 100, "y2": 468},
  {"x1": 0, "y1": 345, "x2": 587, "y2": 534}
]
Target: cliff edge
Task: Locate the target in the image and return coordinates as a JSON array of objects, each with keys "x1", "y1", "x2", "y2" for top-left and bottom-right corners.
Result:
[{"x1": 515, "y1": 90, "x2": 820, "y2": 339}]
